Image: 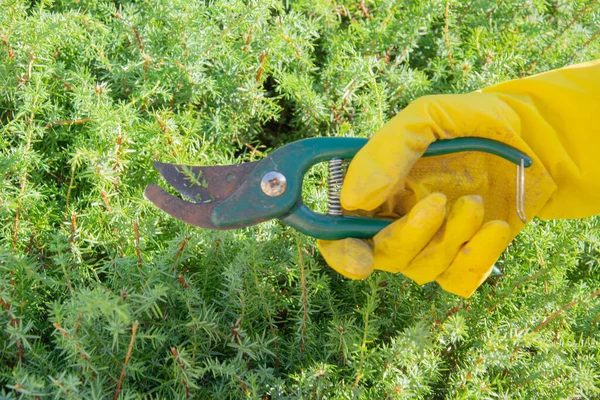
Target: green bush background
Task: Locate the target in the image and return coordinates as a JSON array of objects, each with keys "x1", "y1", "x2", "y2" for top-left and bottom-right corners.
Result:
[{"x1": 1, "y1": 0, "x2": 599, "y2": 398}]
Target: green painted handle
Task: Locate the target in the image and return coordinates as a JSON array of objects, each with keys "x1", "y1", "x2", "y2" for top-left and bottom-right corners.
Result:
[
  {"x1": 279, "y1": 137, "x2": 532, "y2": 240},
  {"x1": 213, "y1": 137, "x2": 531, "y2": 239}
]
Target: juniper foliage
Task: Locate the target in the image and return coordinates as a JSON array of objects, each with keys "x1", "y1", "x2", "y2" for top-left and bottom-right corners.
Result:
[{"x1": 1, "y1": 0, "x2": 599, "y2": 398}]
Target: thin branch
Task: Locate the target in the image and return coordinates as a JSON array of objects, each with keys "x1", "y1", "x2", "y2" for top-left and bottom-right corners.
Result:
[
  {"x1": 13, "y1": 130, "x2": 33, "y2": 249},
  {"x1": 251, "y1": 256, "x2": 279, "y2": 368},
  {"x1": 354, "y1": 281, "x2": 376, "y2": 389},
  {"x1": 170, "y1": 347, "x2": 190, "y2": 398},
  {"x1": 65, "y1": 165, "x2": 77, "y2": 212},
  {"x1": 45, "y1": 117, "x2": 91, "y2": 128},
  {"x1": 69, "y1": 212, "x2": 77, "y2": 247},
  {"x1": 131, "y1": 26, "x2": 144, "y2": 53},
  {"x1": 359, "y1": 0, "x2": 370, "y2": 20},
  {"x1": 489, "y1": 242, "x2": 549, "y2": 312},
  {"x1": 114, "y1": 321, "x2": 139, "y2": 400},
  {"x1": 173, "y1": 235, "x2": 190, "y2": 266},
  {"x1": 511, "y1": 289, "x2": 600, "y2": 360},
  {"x1": 134, "y1": 219, "x2": 142, "y2": 269},
  {"x1": 457, "y1": 0, "x2": 475, "y2": 27},
  {"x1": 526, "y1": 0, "x2": 598, "y2": 74},
  {"x1": 297, "y1": 237, "x2": 308, "y2": 355},
  {"x1": 444, "y1": 2, "x2": 454, "y2": 68},
  {"x1": 53, "y1": 323, "x2": 89, "y2": 360},
  {"x1": 255, "y1": 51, "x2": 267, "y2": 83},
  {"x1": 534, "y1": 290, "x2": 600, "y2": 332},
  {"x1": 569, "y1": 27, "x2": 600, "y2": 61},
  {"x1": 113, "y1": 125, "x2": 123, "y2": 172},
  {"x1": 1, "y1": 298, "x2": 23, "y2": 363}
]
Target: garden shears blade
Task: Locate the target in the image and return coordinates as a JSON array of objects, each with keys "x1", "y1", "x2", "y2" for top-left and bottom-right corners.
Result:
[
  {"x1": 145, "y1": 137, "x2": 532, "y2": 240},
  {"x1": 144, "y1": 162, "x2": 257, "y2": 229}
]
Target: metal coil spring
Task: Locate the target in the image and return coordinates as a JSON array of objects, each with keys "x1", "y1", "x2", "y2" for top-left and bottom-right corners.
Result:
[{"x1": 327, "y1": 158, "x2": 344, "y2": 216}]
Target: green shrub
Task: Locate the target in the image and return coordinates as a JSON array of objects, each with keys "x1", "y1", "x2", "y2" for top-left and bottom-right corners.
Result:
[{"x1": 1, "y1": 0, "x2": 599, "y2": 398}]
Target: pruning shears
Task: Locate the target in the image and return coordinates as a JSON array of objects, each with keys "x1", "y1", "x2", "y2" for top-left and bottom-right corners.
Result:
[{"x1": 144, "y1": 137, "x2": 531, "y2": 241}]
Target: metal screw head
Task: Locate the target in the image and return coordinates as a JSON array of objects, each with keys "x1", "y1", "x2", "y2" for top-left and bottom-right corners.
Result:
[{"x1": 260, "y1": 171, "x2": 287, "y2": 197}]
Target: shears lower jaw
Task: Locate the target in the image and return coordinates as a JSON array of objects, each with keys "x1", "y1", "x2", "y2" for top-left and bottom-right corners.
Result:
[
  {"x1": 144, "y1": 161, "x2": 258, "y2": 229},
  {"x1": 144, "y1": 184, "x2": 224, "y2": 229},
  {"x1": 145, "y1": 137, "x2": 532, "y2": 240}
]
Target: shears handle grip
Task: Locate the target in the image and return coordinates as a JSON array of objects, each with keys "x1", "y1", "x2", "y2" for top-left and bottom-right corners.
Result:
[{"x1": 280, "y1": 137, "x2": 531, "y2": 240}]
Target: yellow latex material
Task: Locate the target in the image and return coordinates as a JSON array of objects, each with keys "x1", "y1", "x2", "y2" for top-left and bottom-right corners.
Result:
[{"x1": 318, "y1": 60, "x2": 600, "y2": 297}]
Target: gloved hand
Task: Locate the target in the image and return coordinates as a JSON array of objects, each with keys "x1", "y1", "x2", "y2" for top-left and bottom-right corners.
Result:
[{"x1": 318, "y1": 60, "x2": 600, "y2": 297}]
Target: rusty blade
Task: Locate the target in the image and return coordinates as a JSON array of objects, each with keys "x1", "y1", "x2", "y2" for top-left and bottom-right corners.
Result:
[
  {"x1": 152, "y1": 161, "x2": 257, "y2": 203},
  {"x1": 144, "y1": 184, "x2": 220, "y2": 228},
  {"x1": 145, "y1": 184, "x2": 253, "y2": 229}
]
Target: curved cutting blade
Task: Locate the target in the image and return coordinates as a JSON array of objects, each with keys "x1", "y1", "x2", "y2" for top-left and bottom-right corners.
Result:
[
  {"x1": 152, "y1": 161, "x2": 257, "y2": 203},
  {"x1": 144, "y1": 184, "x2": 222, "y2": 228},
  {"x1": 144, "y1": 184, "x2": 254, "y2": 229}
]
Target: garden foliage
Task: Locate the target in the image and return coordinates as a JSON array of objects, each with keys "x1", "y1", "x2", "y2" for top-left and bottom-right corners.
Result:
[{"x1": 1, "y1": 0, "x2": 600, "y2": 398}]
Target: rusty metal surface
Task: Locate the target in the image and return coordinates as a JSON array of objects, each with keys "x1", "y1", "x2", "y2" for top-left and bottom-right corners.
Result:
[
  {"x1": 145, "y1": 160, "x2": 262, "y2": 229},
  {"x1": 143, "y1": 184, "x2": 221, "y2": 228},
  {"x1": 152, "y1": 161, "x2": 257, "y2": 204},
  {"x1": 144, "y1": 184, "x2": 254, "y2": 229}
]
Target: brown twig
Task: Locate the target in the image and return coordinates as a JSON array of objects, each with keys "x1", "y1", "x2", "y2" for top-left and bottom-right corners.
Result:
[
  {"x1": 101, "y1": 190, "x2": 112, "y2": 211},
  {"x1": 20, "y1": 52, "x2": 34, "y2": 85},
  {"x1": 1, "y1": 34, "x2": 14, "y2": 60},
  {"x1": 173, "y1": 235, "x2": 190, "y2": 265},
  {"x1": 233, "y1": 375, "x2": 250, "y2": 396},
  {"x1": 133, "y1": 219, "x2": 142, "y2": 269},
  {"x1": 525, "y1": 0, "x2": 598, "y2": 74},
  {"x1": 177, "y1": 275, "x2": 190, "y2": 289},
  {"x1": 114, "y1": 321, "x2": 139, "y2": 400},
  {"x1": 511, "y1": 289, "x2": 600, "y2": 360},
  {"x1": 155, "y1": 113, "x2": 169, "y2": 134},
  {"x1": 1, "y1": 298, "x2": 24, "y2": 363},
  {"x1": 53, "y1": 322, "x2": 89, "y2": 360},
  {"x1": 280, "y1": 32, "x2": 302, "y2": 58},
  {"x1": 169, "y1": 82, "x2": 182, "y2": 109},
  {"x1": 170, "y1": 347, "x2": 190, "y2": 398},
  {"x1": 113, "y1": 127, "x2": 123, "y2": 172},
  {"x1": 255, "y1": 51, "x2": 267, "y2": 83},
  {"x1": 534, "y1": 290, "x2": 600, "y2": 332},
  {"x1": 11, "y1": 122, "x2": 34, "y2": 249},
  {"x1": 45, "y1": 118, "x2": 91, "y2": 128},
  {"x1": 242, "y1": 142, "x2": 265, "y2": 161},
  {"x1": 181, "y1": 34, "x2": 189, "y2": 59},
  {"x1": 297, "y1": 239, "x2": 308, "y2": 355},
  {"x1": 489, "y1": 243, "x2": 550, "y2": 312},
  {"x1": 13, "y1": 171, "x2": 27, "y2": 250},
  {"x1": 444, "y1": 2, "x2": 454, "y2": 68},
  {"x1": 251, "y1": 259, "x2": 279, "y2": 368},
  {"x1": 359, "y1": 0, "x2": 370, "y2": 19},
  {"x1": 457, "y1": 0, "x2": 475, "y2": 27},
  {"x1": 488, "y1": 269, "x2": 548, "y2": 312},
  {"x1": 592, "y1": 310, "x2": 600, "y2": 326},
  {"x1": 354, "y1": 281, "x2": 376, "y2": 389},
  {"x1": 70, "y1": 212, "x2": 77, "y2": 246},
  {"x1": 131, "y1": 26, "x2": 144, "y2": 52},
  {"x1": 486, "y1": 0, "x2": 506, "y2": 22},
  {"x1": 65, "y1": 165, "x2": 77, "y2": 212},
  {"x1": 242, "y1": 26, "x2": 253, "y2": 51},
  {"x1": 446, "y1": 304, "x2": 464, "y2": 319},
  {"x1": 569, "y1": 27, "x2": 600, "y2": 61}
]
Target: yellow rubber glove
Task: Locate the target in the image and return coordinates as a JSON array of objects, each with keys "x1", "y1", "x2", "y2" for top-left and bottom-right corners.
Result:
[{"x1": 318, "y1": 60, "x2": 600, "y2": 298}]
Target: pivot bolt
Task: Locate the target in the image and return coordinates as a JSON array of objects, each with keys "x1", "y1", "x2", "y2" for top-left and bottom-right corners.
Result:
[{"x1": 260, "y1": 171, "x2": 287, "y2": 197}]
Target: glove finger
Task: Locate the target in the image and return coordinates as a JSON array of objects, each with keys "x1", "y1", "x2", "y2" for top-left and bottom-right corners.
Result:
[
  {"x1": 340, "y1": 106, "x2": 436, "y2": 211},
  {"x1": 372, "y1": 192, "x2": 447, "y2": 273},
  {"x1": 436, "y1": 220, "x2": 512, "y2": 298},
  {"x1": 401, "y1": 195, "x2": 485, "y2": 284},
  {"x1": 317, "y1": 238, "x2": 374, "y2": 280}
]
